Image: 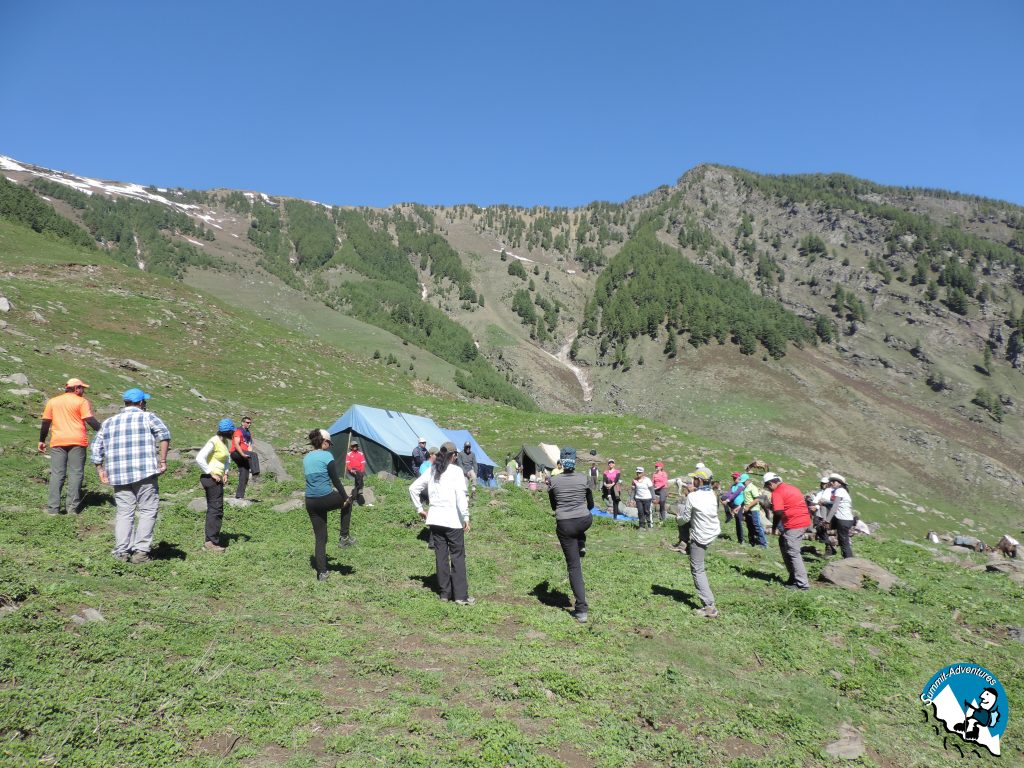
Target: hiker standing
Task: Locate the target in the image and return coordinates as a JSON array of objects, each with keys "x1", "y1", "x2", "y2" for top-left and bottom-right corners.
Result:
[
  {"x1": 652, "y1": 461, "x2": 669, "y2": 523},
  {"x1": 412, "y1": 437, "x2": 430, "y2": 469},
  {"x1": 229, "y1": 415, "x2": 258, "y2": 499},
  {"x1": 826, "y1": 473, "x2": 855, "y2": 558},
  {"x1": 678, "y1": 469, "x2": 721, "y2": 618},
  {"x1": 722, "y1": 472, "x2": 746, "y2": 542},
  {"x1": 408, "y1": 442, "x2": 474, "y2": 605},
  {"x1": 90, "y1": 388, "x2": 171, "y2": 564},
  {"x1": 196, "y1": 418, "x2": 235, "y2": 553},
  {"x1": 632, "y1": 467, "x2": 655, "y2": 529},
  {"x1": 455, "y1": 441, "x2": 478, "y2": 499},
  {"x1": 345, "y1": 440, "x2": 367, "y2": 507},
  {"x1": 810, "y1": 476, "x2": 835, "y2": 555},
  {"x1": 602, "y1": 460, "x2": 621, "y2": 517},
  {"x1": 39, "y1": 377, "x2": 101, "y2": 516},
  {"x1": 740, "y1": 474, "x2": 768, "y2": 548},
  {"x1": 763, "y1": 472, "x2": 811, "y2": 590},
  {"x1": 587, "y1": 461, "x2": 599, "y2": 493},
  {"x1": 303, "y1": 429, "x2": 352, "y2": 580},
  {"x1": 547, "y1": 447, "x2": 593, "y2": 623}
]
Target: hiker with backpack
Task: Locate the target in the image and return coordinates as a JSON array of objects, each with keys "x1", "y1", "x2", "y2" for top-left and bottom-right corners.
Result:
[
  {"x1": 229, "y1": 415, "x2": 259, "y2": 500},
  {"x1": 196, "y1": 418, "x2": 237, "y2": 553},
  {"x1": 408, "y1": 442, "x2": 474, "y2": 605},
  {"x1": 547, "y1": 447, "x2": 593, "y2": 623}
]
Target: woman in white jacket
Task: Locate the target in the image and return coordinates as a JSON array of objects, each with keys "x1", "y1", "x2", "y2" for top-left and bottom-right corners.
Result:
[{"x1": 408, "y1": 442, "x2": 474, "y2": 605}]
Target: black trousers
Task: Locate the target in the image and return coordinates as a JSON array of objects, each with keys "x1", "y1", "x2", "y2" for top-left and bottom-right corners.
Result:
[
  {"x1": 349, "y1": 470, "x2": 365, "y2": 506},
  {"x1": 306, "y1": 491, "x2": 350, "y2": 574},
  {"x1": 200, "y1": 474, "x2": 224, "y2": 544},
  {"x1": 430, "y1": 525, "x2": 468, "y2": 601},
  {"x1": 636, "y1": 498, "x2": 652, "y2": 527},
  {"x1": 833, "y1": 518, "x2": 855, "y2": 558},
  {"x1": 231, "y1": 451, "x2": 250, "y2": 499},
  {"x1": 734, "y1": 508, "x2": 745, "y2": 543},
  {"x1": 556, "y1": 514, "x2": 592, "y2": 612}
]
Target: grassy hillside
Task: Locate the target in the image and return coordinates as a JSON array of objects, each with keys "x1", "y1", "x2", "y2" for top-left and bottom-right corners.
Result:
[{"x1": 1, "y1": 219, "x2": 1023, "y2": 767}]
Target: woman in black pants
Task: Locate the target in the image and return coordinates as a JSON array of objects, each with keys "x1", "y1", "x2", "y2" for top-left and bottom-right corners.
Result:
[
  {"x1": 303, "y1": 429, "x2": 352, "y2": 581},
  {"x1": 548, "y1": 447, "x2": 593, "y2": 623}
]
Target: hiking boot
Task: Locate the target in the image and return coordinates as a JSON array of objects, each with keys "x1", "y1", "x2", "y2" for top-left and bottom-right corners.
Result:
[
  {"x1": 317, "y1": 571, "x2": 330, "y2": 582},
  {"x1": 570, "y1": 610, "x2": 588, "y2": 624},
  {"x1": 454, "y1": 597, "x2": 476, "y2": 606},
  {"x1": 783, "y1": 583, "x2": 809, "y2": 591},
  {"x1": 579, "y1": 546, "x2": 586, "y2": 558},
  {"x1": 112, "y1": 552, "x2": 130, "y2": 562},
  {"x1": 129, "y1": 551, "x2": 151, "y2": 564},
  {"x1": 203, "y1": 541, "x2": 226, "y2": 553},
  {"x1": 694, "y1": 606, "x2": 719, "y2": 619},
  {"x1": 338, "y1": 536, "x2": 356, "y2": 547}
]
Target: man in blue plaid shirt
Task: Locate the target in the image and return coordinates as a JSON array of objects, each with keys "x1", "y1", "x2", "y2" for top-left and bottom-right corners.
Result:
[{"x1": 91, "y1": 388, "x2": 171, "y2": 563}]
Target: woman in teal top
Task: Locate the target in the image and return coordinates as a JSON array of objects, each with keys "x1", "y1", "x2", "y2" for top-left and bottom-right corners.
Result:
[{"x1": 303, "y1": 429, "x2": 351, "y2": 581}]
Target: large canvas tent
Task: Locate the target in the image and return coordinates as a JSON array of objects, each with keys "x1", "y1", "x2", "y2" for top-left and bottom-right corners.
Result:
[
  {"x1": 442, "y1": 428, "x2": 497, "y2": 482},
  {"x1": 327, "y1": 405, "x2": 448, "y2": 478},
  {"x1": 517, "y1": 444, "x2": 556, "y2": 479}
]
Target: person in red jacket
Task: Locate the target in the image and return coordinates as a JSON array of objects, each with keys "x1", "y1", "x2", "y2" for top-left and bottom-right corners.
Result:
[
  {"x1": 345, "y1": 440, "x2": 367, "y2": 511},
  {"x1": 229, "y1": 415, "x2": 259, "y2": 499},
  {"x1": 763, "y1": 472, "x2": 811, "y2": 590}
]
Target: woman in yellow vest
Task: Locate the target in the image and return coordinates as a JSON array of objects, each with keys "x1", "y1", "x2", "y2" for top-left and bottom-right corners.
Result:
[{"x1": 196, "y1": 418, "x2": 235, "y2": 553}]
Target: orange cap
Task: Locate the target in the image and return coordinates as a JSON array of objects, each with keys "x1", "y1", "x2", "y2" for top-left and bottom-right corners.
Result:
[{"x1": 65, "y1": 378, "x2": 89, "y2": 388}]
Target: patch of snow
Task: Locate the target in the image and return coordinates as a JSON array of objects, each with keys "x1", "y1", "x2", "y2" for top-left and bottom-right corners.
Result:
[
  {"x1": 137, "y1": 261, "x2": 146, "y2": 270},
  {"x1": 231, "y1": 233, "x2": 239, "y2": 238},
  {"x1": 566, "y1": 270, "x2": 576, "y2": 275},
  {"x1": 185, "y1": 237, "x2": 205, "y2": 247},
  {"x1": 0, "y1": 156, "x2": 29, "y2": 172},
  {"x1": 420, "y1": 282, "x2": 428, "y2": 300},
  {"x1": 542, "y1": 331, "x2": 592, "y2": 402},
  {"x1": 157, "y1": 187, "x2": 167, "y2": 192},
  {"x1": 491, "y1": 247, "x2": 533, "y2": 263}
]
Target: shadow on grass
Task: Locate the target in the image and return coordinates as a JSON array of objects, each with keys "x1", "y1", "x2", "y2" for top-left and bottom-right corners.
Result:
[
  {"x1": 150, "y1": 541, "x2": 187, "y2": 561},
  {"x1": 651, "y1": 584, "x2": 701, "y2": 609},
  {"x1": 311, "y1": 557, "x2": 354, "y2": 576},
  {"x1": 409, "y1": 573, "x2": 440, "y2": 595},
  {"x1": 530, "y1": 580, "x2": 571, "y2": 609},
  {"x1": 800, "y1": 545, "x2": 826, "y2": 560},
  {"x1": 727, "y1": 563, "x2": 785, "y2": 585},
  {"x1": 221, "y1": 532, "x2": 252, "y2": 547},
  {"x1": 81, "y1": 490, "x2": 114, "y2": 509}
]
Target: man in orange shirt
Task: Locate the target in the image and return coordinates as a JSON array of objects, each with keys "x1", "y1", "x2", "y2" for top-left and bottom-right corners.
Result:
[{"x1": 39, "y1": 378, "x2": 102, "y2": 515}]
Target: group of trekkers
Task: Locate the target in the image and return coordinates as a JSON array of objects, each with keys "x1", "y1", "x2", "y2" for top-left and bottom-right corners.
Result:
[
  {"x1": 39, "y1": 378, "x2": 260, "y2": 562},
  {"x1": 39, "y1": 375, "x2": 858, "y2": 624}
]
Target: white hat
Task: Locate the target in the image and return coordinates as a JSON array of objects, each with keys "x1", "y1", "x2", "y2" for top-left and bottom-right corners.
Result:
[
  {"x1": 763, "y1": 472, "x2": 781, "y2": 484},
  {"x1": 318, "y1": 429, "x2": 331, "y2": 441},
  {"x1": 635, "y1": 466, "x2": 644, "y2": 473},
  {"x1": 819, "y1": 475, "x2": 830, "y2": 484},
  {"x1": 418, "y1": 436, "x2": 426, "y2": 442},
  {"x1": 829, "y1": 473, "x2": 847, "y2": 484}
]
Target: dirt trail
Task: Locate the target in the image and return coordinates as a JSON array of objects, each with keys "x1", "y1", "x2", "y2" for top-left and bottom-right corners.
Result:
[{"x1": 543, "y1": 332, "x2": 593, "y2": 402}]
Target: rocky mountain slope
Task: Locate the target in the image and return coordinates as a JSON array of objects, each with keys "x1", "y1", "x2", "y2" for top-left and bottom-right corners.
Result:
[{"x1": 1, "y1": 154, "x2": 1021, "y2": 514}]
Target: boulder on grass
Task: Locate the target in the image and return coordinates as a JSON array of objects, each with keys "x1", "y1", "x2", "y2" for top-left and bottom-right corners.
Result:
[
  {"x1": 820, "y1": 557, "x2": 900, "y2": 592},
  {"x1": 376, "y1": 471, "x2": 396, "y2": 482},
  {"x1": 252, "y1": 437, "x2": 291, "y2": 481}
]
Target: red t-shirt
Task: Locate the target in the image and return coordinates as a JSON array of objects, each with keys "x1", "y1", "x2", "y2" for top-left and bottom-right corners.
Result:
[
  {"x1": 771, "y1": 482, "x2": 811, "y2": 530},
  {"x1": 346, "y1": 450, "x2": 366, "y2": 473},
  {"x1": 652, "y1": 470, "x2": 668, "y2": 490}
]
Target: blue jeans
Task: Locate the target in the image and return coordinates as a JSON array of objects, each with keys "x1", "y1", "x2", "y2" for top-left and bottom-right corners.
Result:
[{"x1": 744, "y1": 508, "x2": 768, "y2": 547}]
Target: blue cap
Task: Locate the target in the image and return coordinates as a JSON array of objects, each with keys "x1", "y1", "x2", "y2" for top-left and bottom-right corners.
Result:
[
  {"x1": 217, "y1": 418, "x2": 236, "y2": 433},
  {"x1": 122, "y1": 388, "x2": 151, "y2": 403}
]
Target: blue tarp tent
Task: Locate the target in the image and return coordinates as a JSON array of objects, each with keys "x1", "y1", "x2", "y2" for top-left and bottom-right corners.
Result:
[
  {"x1": 442, "y1": 428, "x2": 497, "y2": 482},
  {"x1": 327, "y1": 405, "x2": 448, "y2": 478}
]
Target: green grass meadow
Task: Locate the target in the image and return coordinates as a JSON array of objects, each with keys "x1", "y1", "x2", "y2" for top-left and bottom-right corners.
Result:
[{"x1": 1, "y1": 219, "x2": 1022, "y2": 766}]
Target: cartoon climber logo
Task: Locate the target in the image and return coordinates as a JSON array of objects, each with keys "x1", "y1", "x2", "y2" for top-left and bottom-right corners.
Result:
[{"x1": 921, "y1": 663, "x2": 1008, "y2": 757}]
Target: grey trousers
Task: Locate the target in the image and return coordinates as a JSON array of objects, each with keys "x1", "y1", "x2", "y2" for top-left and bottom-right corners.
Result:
[
  {"x1": 687, "y1": 540, "x2": 715, "y2": 608},
  {"x1": 48, "y1": 446, "x2": 86, "y2": 515},
  {"x1": 112, "y1": 476, "x2": 160, "y2": 556},
  {"x1": 780, "y1": 527, "x2": 810, "y2": 588}
]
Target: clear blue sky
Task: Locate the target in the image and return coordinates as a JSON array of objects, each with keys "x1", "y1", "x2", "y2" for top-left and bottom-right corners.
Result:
[{"x1": 3, "y1": 1, "x2": 1022, "y2": 207}]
